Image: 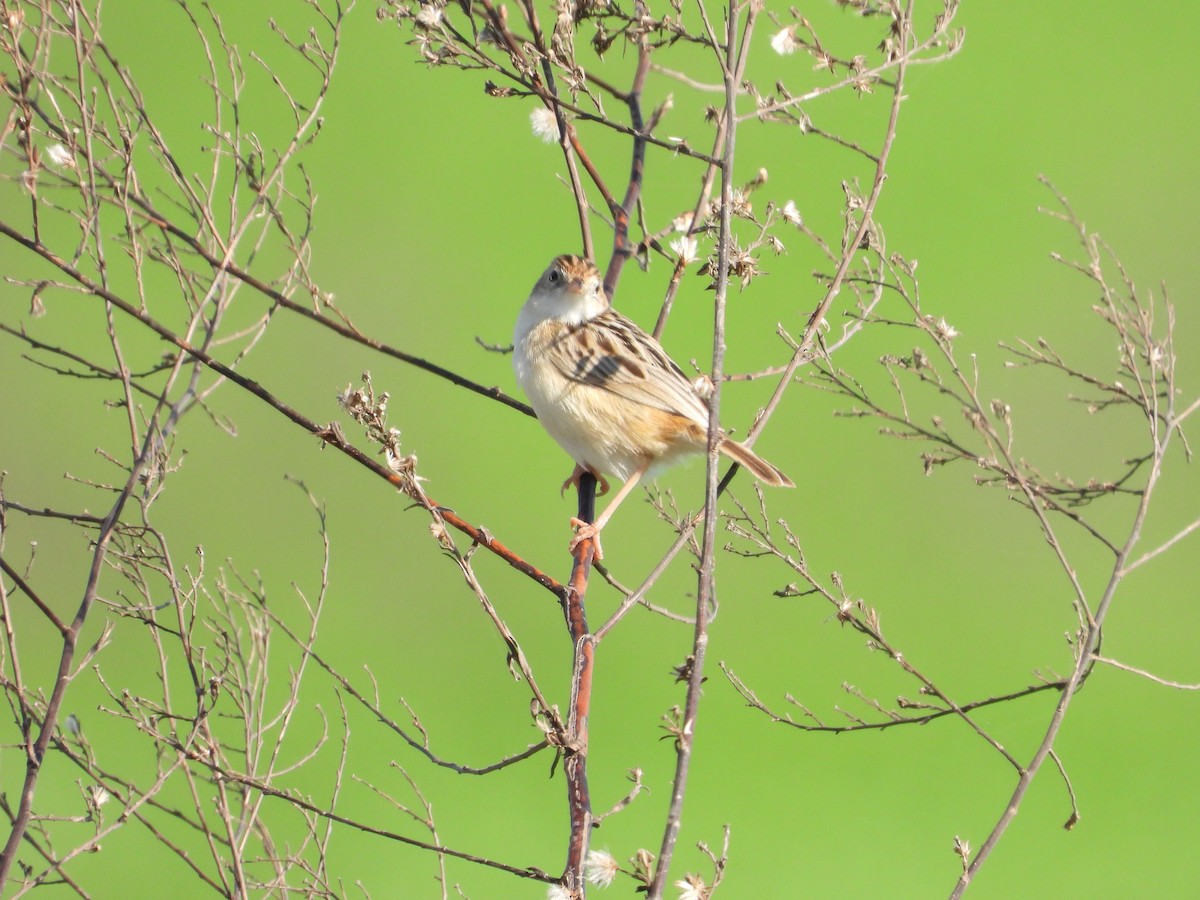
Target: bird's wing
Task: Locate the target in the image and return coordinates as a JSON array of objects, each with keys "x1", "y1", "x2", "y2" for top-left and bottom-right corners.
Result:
[{"x1": 544, "y1": 310, "x2": 709, "y2": 422}]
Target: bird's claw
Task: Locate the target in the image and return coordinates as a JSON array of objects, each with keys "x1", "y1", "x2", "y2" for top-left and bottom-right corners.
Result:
[
  {"x1": 561, "y1": 465, "x2": 610, "y2": 498},
  {"x1": 569, "y1": 517, "x2": 603, "y2": 560}
]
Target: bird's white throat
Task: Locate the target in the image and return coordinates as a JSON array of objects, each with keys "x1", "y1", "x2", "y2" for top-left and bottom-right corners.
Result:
[{"x1": 514, "y1": 284, "x2": 608, "y2": 341}]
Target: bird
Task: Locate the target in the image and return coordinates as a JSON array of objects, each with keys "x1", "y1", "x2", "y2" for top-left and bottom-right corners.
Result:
[{"x1": 512, "y1": 254, "x2": 794, "y2": 558}]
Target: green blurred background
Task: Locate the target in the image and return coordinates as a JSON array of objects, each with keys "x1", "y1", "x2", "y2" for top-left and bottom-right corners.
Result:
[{"x1": 1, "y1": 1, "x2": 1198, "y2": 897}]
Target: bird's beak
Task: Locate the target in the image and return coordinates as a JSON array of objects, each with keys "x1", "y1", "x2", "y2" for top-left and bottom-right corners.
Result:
[{"x1": 579, "y1": 275, "x2": 606, "y2": 298}]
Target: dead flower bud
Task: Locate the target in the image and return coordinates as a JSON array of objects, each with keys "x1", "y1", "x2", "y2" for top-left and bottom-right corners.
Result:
[
  {"x1": 585, "y1": 849, "x2": 620, "y2": 888},
  {"x1": 729, "y1": 188, "x2": 752, "y2": 218},
  {"x1": 728, "y1": 246, "x2": 760, "y2": 287},
  {"x1": 921, "y1": 451, "x2": 940, "y2": 480},
  {"x1": 484, "y1": 80, "x2": 515, "y2": 97},
  {"x1": 415, "y1": 3, "x2": 443, "y2": 27},
  {"x1": 924, "y1": 314, "x2": 959, "y2": 341},
  {"x1": 45, "y1": 143, "x2": 75, "y2": 168},
  {"x1": 670, "y1": 234, "x2": 698, "y2": 265},
  {"x1": 954, "y1": 835, "x2": 971, "y2": 862},
  {"x1": 428, "y1": 520, "x2": 453, "y2": 550},
  {"x1": 530, "y1": 107, "x2": 559, "y2": 143},
  {"x1": 593, "y1": 25, "x2": 615, "y2": 56},
  {"x1": 771, "y1": 26, "x2": 798, "y2": 55},
  {"x1": 336, "y1": 383, "x2": 360, "y2": 411},
  {"x1": 675, "y1": 873, "x2": 708, "y2": 900},
  {"x1": 672, "y1": 655, "x2": 706, "y2": 684},
  {"x1": 632, "y1": 849, "x2": 655, "y2": 885},
  {"x1": 743, "y1": 167, "x2": 768, "y2": 192},
  {"x1": 89, "y1": 785, "x2": 111, "y2": 808}
]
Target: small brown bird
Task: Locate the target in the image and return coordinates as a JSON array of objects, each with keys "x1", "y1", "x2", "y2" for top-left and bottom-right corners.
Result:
[{"x1": 513, "y1": 255, "x2": 793, "y2": 557}]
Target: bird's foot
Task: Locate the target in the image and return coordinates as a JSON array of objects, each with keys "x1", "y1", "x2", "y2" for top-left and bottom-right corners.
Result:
[
  {"x1": 560, "y1": 464, "x2": 610, "y2": 497},
  {"x1": 568, "y1": 517, "x2": 603, "y2": 560}
]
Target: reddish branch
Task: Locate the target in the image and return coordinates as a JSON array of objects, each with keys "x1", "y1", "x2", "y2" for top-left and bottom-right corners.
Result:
[
  {"x1": 604, "y1": 30, "x2": 653, "y2": 297},
  {"x1": 560, "y1": 474, "x2": 598, "y2": 895},
  {"x1": 0, "y1": 221, "x2": 564, "y2": 601},
  {"x1": 530, "y1": 4, "x2": 655, "y2": 891}
]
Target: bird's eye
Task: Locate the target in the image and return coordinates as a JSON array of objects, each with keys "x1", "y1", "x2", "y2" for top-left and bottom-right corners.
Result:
[{"x1": 547, "y1": 269, "x2": 561, "y2": 284}]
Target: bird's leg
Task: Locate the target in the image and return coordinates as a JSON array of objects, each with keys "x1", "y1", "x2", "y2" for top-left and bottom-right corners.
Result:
[
  {"x1": 569, "y1": 460, "x2": 650, "y2": 560},
  {"x1": 561, "y1": 463, "x2": 610, "y2": 498}
]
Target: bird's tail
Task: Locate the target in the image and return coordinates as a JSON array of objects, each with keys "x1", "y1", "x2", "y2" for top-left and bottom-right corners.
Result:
[{"x1": 719, "y1": 438, "x2": 794, "y2": 487}]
